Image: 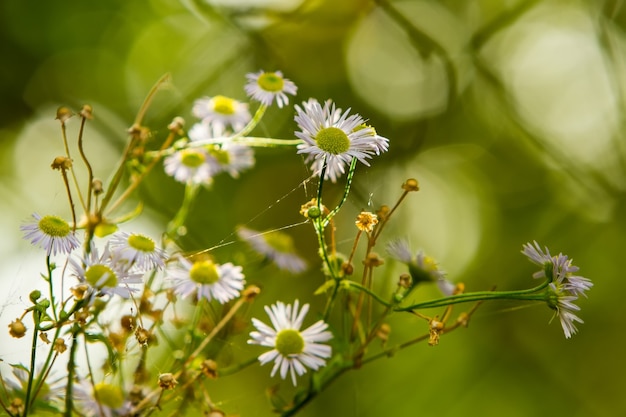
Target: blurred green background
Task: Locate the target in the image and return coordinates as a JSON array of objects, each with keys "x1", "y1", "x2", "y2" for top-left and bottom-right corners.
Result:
[{"x1": 1, "y1": 0, "x2": 624, "y2": 416}]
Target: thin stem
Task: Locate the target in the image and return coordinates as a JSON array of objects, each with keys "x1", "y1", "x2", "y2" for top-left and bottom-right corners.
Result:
[
  {"x1": 59, "y1": 119, "x2": 88, "y2": 213},
  {"x1": 233, "y1": 104, "x2": 267, "y2": 138},
  {"x1": 64, "y1": 327, "x2": 80, "y2": 417},
  {"x1": 133, "y1": 73, "x2": 171, "y2": 128},
  {"x1": 77, "y1": 115, "x2": 94, "y2": 214},
  {"x1": 167, "y1": 183, "x2": 200, "y2": 238},
  {"x1": 322, "y1": 157, "x2": 358, "y2": 227},
  {"x1": 45, "y1": 256, "x2": 58, "y2": 321},
  {"x1": 23, "y1": 310, "x2": 40, "y2": 417},
  {"x1": 187, "y1": 136, "x2": 303, "y2": 148}
]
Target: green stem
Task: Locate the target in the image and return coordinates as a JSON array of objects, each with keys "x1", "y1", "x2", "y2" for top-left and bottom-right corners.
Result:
[
  {"x1": 218, "y1": 356, "x2": 258, "y2": 377},
  {"x1": 234, "y1": 104, "x2": 267, "y2": 138},
  {"x1": 64, "y1": 326, "x2": 80, "y2": 417},
  {"x1": 322, "y1": 157, "x2": 358, "y2": 227},
  {"x1": 395, "y1": 281, "x2": 551, "y2": 311},
  {"x1": 45, "y1": 256, "x2": 58, "y2": 321},
  {"x1": 23, "y1": 311, "x2": 40, "y2": 417},
  {"x1": 186, "y1": 136, "x2": 303, "y2": 148},
  {"x1": 167, "y1": 183, "x2": 200, "y2": 238}
]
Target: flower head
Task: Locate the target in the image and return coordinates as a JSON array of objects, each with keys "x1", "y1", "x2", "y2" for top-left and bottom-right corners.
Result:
[
  {"x1": 522, "y1": 241, "x2": 592, "y2": 338},
  {"x1": 192, "y1": 95, "x2": 251, "y2": 133},
  {"x1": 21, "y1": 213, "x2": 80, "y2": 256},
  {"x1": 248, "y1": 300, "x2": 332, "y2": 386},
  {"x1": 169, "y1": 257, "x2": 245, "y2": 303},
  {"x1": 108, "y1": 232, "x2": 167, "y2": 272},
  {"x1": 244, "y1": 70, "x2": 297, "y2": 108},
  {"x1": 70, "y1": 243, "x2": 143, "y2": 299},
  {"x1": 74, "y1": 380, "x2": 131, "y2": 417},
  {"x1": 238, "y1": 227, "x2": 307, "y2": 273},
  {"x1": 295, "y1": 99, "x2": 389, "y2": 182},
  {"x1": 209, "y1": 143, "x2": 255, "y2": 178},
  {"x1": 164, "y1": 147, "x2": 219, "y2": 185},
  {"x1": 387, "y1": 239, "x2": 446, "y2": 286}
]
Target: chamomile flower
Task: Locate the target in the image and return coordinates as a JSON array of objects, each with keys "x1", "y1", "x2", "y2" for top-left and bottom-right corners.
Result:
[
  {"x1": 248, "y1": 300, "x2": 332, "y2": 386},
  {"x1": 169, "y1": 257, "x2": 245, "y2": 303},
  {"x1": 20, "y1": 213, "x2": 80, "y2": 256},
  {"x1": 164, "y1": 147, "x2": 219, "y2": 185},
  {"x1": 294, "y1": 99, "x2": 389, "y2": 182},
  {"x1": 237, "y1": 227, "x2": 307, "y2": 273},
  {"x1": 244, "y1": 70, "x2": 297, "y2": 108},
  {"x1": 192, "y1": 95, "x2": 251, "y2": 133},
  {"x1": 70, "y1": 243, "x2": 143, "y2": 299},
  {"x1": 108, "y1": 232, "x2": 167, "y2": 272}
]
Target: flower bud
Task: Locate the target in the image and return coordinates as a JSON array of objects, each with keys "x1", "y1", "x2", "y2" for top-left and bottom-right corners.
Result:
[{"x1": 8, "y1": 319, "x2": 26, "y2": 338}]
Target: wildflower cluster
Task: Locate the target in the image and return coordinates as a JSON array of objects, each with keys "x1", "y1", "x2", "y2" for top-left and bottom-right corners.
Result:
[{"x1": 2, "y1": 69, "x2": 592, "y2": 417}]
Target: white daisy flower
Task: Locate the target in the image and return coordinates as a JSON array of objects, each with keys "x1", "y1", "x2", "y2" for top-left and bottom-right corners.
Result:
[
  {"x1": 20, "y1": 213, "x2": 80, "y2": 256},
  {"x1": 188, "y1": 121, "x2": 226, "y2": 143},
  {"x1": 169, "y1": 257, "x2": 245, "y2": 303},
  {"x1": 244, "y1": 70, "x2": 297, "y2": 108},
  {"x1": 294, "y1": 99, "x2": 389, "y2": 183},
  {"x1": 248, "y1": 300, "x2": 332, "y2": 386},
  {"x1": 522, "y1": 241, "x2": 554, "y2": 279},
  {"x1": 209, "y1": 142, "x2": 255, "y2": 179},
  {"x1": 164, "y1": 147, "x2": 219, "y2": 185},
  {"x1": 192, "y1": 95, "x2": 251, "y2": 133},
  {"x1": 108, "y1": 232, "x2": 167, "y2": 272},
  {"x1": 547, "y1": 282, "x2": 585, "y2": 339},
  {"x1": 70, "y1": 243, "x2": 143, "y2": 299},
  {"x1": 237, "y1": 227, "x2": 307, "y2": 273}
]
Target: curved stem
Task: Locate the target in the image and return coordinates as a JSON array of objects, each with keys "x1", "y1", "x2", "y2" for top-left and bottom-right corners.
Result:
[{"x1": 23, "y1": 311, "x2": 40, "y2": 417}]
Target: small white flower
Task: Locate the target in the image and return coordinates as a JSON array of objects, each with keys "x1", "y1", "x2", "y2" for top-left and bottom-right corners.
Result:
[
  {"x1": 164, "y1": 147, "x2": 219, "y2": 185},
  {"x1": 522, "y1": 241, "x2": 554, "y2": 279},
  {"x1": 188, "y1": 121, "x2": 226, "y2": 143},
  {"x1": 20, "y1": 213, "x2": 80, "y2": 256},
  {"x1": 547, "y1": 282, "x2": 585, "y2": 339},
  {"x1": 109, "y1": 232, "x2": 167, "y2": 272},
  {"x1": 169, "y1": 257, "x2": 245, "y2": 303},
  {"x1": 244, "y1": 70, "x2": 297, "y2": 108},
  {"x1": 295, "y1": 99, "x2": 389, "y2": 182},
  {"x1": 248, "y1": 300, "x2": 332, "y2": 386},
  {"x1": 238, "y1": 227, "x2": 307, "y2": 273},
  {"x1": 192, "y1": 95, "x2": 251, "y2": 133},
  {"x1": 70, "y1": 243, "x2": 143, "y2": 299}
]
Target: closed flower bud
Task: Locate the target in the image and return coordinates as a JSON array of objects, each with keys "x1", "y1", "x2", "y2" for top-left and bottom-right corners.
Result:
[{"x1": 9, "y1": 319, "x2": 26, "y2": 338}]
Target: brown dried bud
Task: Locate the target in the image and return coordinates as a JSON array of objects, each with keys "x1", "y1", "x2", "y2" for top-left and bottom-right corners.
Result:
[
  {"x1": 129, "y1": 386, "x2": 144, "y2": 405},
  {"x1": 398, "y1": 273, "x2": 412, "y2": 289},
  {"x1": 242, "y1": 285, "x2": 261, "y2": 301},
  {"x1": 80, "y1": 104, "x2": 93, "y2": 119},
  {"x1": 92, "y1": 179, "x2": 104, "y2": 195},
  {"x1": 158, "y1": 373, "x2": 178, "y2": 390},
  {"x1": 8, "y1": 319, "x2": 26, "y2": 338},
  {"x1": 56, "y1": 106, "x2": 74, "y2": 123},
  {"x1": 363, "y1": 252, "x2": 384, "y2": 268},
  {"x1": 376, "y1": 323, "x2": 391, "y2": 344},
  {"x1": 135, "y1": 327, "x2": 151, "y2": 346},
  {"x1": 376, "y1": 205, "x2": 390, "y2": 221},
  {"x1": 70, "y1": 284, "x2": 90, "y2": 301},
  {"x1": 121, "y1": 315, "x2": 136, "y2": 332},
  {"x1": 168, "y1": 117, "x2": 185, "y2": 134},
  {"x1": 8, "y1": 398, "x2": 24, "y2": 415},
  {"x1": 54, "y1": 337, "x2": 67, "y2": 354},
  {"x1": 51, "y1": 156, "x2": 72, "y2": 171},
  {"x1": 402, "y1": 178, "x2": 419, "y2": 192},
  {"x1": 355, "y1": 211, "x2": 378, "y2": 233},
  {"x1": 341, "y1": 261, "x2": 354, "y2": 276},
  {"x1": 39, "y1": 332, "x2": 51, "y2": 344},
  {"x1": 200, "y1": 359, "x2": 218, "y2": 379}
]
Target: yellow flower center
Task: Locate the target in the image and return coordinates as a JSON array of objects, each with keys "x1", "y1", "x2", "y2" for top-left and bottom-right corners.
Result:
[
  {"x1": 93, "y1": 383, "x2": 124, "y2": 409},
  {"x1": 85, "y1": 264, "x2": 118, "y2": 288},
  {"x1": 189, "y1": 260, "x2": 220, "y2": 284},
  {"x1": 180, "y1": 149, "x2": 206, "y2": 168},
  {"x1": 264, "y1": 232, "x2": 294, "y2": 253},
  {"x1": 315, "y1": 127, "x2": 350, "y2": 155},
  {"x1": 257, "y1": 72, "x2": 284, "y2": 92},
  {"x1": 127, "y1": 234, "x2": 155, "y2": 253},
  {"x1": 212, "y1": 95, "x2": 236, "y2": 115},
  {"x1": 38, "y1": 215, "x2": 70, "y2": 237},
  {"x1": 275, "y1": 329, "x2": 304, "y2": 356}
]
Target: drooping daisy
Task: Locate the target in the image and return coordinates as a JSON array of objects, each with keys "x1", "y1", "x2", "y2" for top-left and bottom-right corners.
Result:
[
  {"x1": 521, "y1": 242, "x2": 592, "y2": 338},
  {"x1": 209, "y1": 142, "x2": 255, "y2": 178},
  {"x1": 164, "y1": 147, "x2": 219, "y2": 185},
  {"x1": 20, "y1": 213, "x2": 80, "y2": 256},
  {"x1": 108, "y1": 232, "x2": 167, "y2": 272},
  {"x1": 248, "y1": 300, "x2": 332, "y2": 386},
  {"x1": 70, "y1": 243, "x2": 144, "y2": 299},
  {"x1": 294, "y1": 99, "x2": 389, "y2": 183},
  {"x1": 169, "y1": 257, "x2": 245, "y2": 303},
  {"x1": 192, "y1": 95, "x2": 251, "y2": 133},
  {"x1": 237, "y1": 227, "x2": 307, "y2": 273},
  {"x1": 387, "y1": 239, "x2": 447, "y2": 287},
  {"x1": 244, "y1": 70, "x2": 297, "y2": 108}
]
